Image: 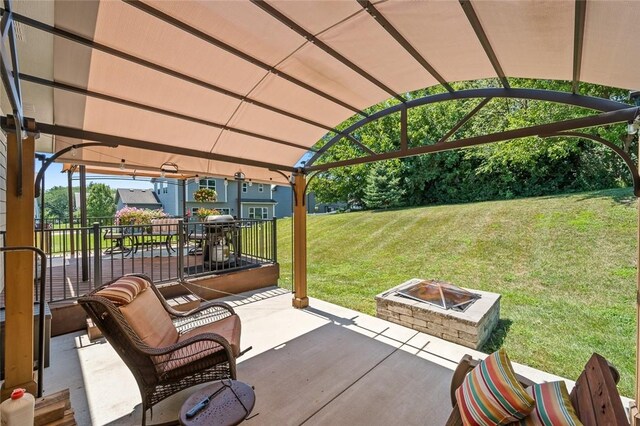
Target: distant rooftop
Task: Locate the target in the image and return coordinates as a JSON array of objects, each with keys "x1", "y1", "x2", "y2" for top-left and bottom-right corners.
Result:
[{"x1": 116, "y1": 188, "x2": 162, "y2": 208}]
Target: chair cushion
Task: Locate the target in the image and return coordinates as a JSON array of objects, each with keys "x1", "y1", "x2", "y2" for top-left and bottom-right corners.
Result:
[
  {"x1": 96, "y1": 275, "x2": 149, "y2": 306},
  {"x1": 119, "y1": 288, "x2": 179, "y2": 348},
  {"x1": 456, "y1": 349, "x2": 535, "y2": 425},
  {"x1": 179, "y1": 314, "x2": 241, "y2": 357},
  {"x1": 514, "y1": 381, "x2": 582, "y2": 426},
  {"x1": 158, "y1": 315, "x2": 241, "y2": 374}
]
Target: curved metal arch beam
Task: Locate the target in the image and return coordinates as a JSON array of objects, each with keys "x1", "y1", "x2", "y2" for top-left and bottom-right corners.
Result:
[
  {"x1": 543, "y1": 131, "x2": 640, "y2": 197},
  {"x1": 305, "y1": 107, "x2": 639, "y2": 172},
  {"x1": 302, "y1": 170, "x2": 325, "y2": 203},
  {"x1": 34, "y1": 142, "x2": 118, "y2": 198},
  {"x1": 305, "y1": 88, "x2": 632, "y2": 167}
]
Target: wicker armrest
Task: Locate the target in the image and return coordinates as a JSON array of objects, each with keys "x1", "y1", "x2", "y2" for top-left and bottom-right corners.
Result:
[
  {"x1": 149, "y1": 332, "x2": 233, "y2": 357},
  {"x1": 132, "y1": 332, "x2": 228, "y2": 356}
]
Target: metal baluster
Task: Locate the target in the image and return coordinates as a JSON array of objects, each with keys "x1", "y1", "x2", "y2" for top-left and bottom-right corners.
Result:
[
  {"x1": 178, "y1": 219, "x2": 184, "y2": 281},
  {"x1": 93, "y1": 223, "x2": 101, "y2": 288}
]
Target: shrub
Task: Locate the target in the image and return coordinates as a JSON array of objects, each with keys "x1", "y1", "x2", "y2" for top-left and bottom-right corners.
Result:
[{"x1": 115, "y1": 207, "x2": 167, "y2": 225}]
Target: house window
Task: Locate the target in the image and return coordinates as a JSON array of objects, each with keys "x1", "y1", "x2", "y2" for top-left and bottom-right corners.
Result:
[
  {"x1": 248, "y1": 207, "x2": 268, "y2": 219},
  {"x1": 242, "y1": 182, "x2": 248, "y2": 193},
  {"x1": 258, "y1": 183, "x2": 264, "y2": 192},
  {"x1": 163, "y1": 182, "x2": 168, "y2": 194},
  {"x1": 199, "y1": 178, "x2": 216, "y2": 190},
  {"x1": 217, "y1": 208, "x2": 230, "y2": 215}
]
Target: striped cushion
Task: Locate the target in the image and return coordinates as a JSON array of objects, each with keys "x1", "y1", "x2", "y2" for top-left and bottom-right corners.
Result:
[
  {"x1": 456, "y1": 349, "x2": 535, "y2": 425},
  {"x1": 96, "y1": 276, "x2": 150, "y2": 305},
  {"x1": 516, "y1": 381, "x2": 582, "y2": 426}
]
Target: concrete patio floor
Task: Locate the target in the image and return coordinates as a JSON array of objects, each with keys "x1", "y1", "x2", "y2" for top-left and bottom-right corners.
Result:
[{"x1": 44, "y1": 286, "x2": 576, "y2": 425}]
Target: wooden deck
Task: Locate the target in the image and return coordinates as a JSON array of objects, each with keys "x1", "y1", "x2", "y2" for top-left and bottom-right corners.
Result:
[{"x1": 0, "y1": 248, "x2": 265, "y2": 307}]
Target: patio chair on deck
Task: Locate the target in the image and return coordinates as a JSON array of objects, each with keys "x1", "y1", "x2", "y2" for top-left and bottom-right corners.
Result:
[
  {"x1": 103, "y1": 228, "x2": 130, "y2": 255},
  {"x1": 150, "y1": 218, "x2": 181, "y2": 253},
  {"x1": 78, "y1": 273, "x2": 245, "y2": 425}
]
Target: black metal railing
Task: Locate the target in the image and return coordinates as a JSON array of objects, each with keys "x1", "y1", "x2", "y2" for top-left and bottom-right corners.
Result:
[
  {"x1": 32, "y1": 218, "x2": 277, "y2": 303},
  {"x1": 182, "y1": 218, "x2": 276, "y2": 278},
  {"x1": 35, "y1": 216, "x2": 116, "y2": 229}
]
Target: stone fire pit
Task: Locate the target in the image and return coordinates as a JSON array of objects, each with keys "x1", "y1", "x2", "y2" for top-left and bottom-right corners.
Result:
[{"x1": 376, "y1": 278, "x2": 500, "y2": 349}]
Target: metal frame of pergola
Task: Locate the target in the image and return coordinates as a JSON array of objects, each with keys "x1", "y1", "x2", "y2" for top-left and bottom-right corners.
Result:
[
  {"x1": 1, "y1": 0, "x2": 638, "y2": 182},
  {"x1": 2, "y1": 0, "x2": 640, "y2": 415}
]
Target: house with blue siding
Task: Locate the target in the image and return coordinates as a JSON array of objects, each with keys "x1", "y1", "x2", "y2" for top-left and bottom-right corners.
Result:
[
  {"x1": 153, "y1": 177, "x2": 280, "y2": 219},
  {"x1": 151, "y1": 177, "x2": 343, "y2": 219}
]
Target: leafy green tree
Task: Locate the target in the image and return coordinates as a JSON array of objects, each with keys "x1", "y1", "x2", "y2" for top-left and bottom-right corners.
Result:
[
  {"x1": 44, "y1": 186, "x2": 70, "y2": 221},
  {"x1": 310, "y1": 79, "x2": 633, "y2": 206},
  {"x1": 310, "y1": 164, "x2": 369, "y2": 207},
  {"x1": 363, "y1": 161, "x2": 403, "y2": 209},
  {"x1": 87, "y1": 183, "x2": 116, "y2": 218}
]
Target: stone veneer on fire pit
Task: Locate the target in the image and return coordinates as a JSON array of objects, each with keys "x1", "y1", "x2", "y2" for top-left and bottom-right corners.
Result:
[{"x1": 375, "y1": 278, "x2": 500, "y2": 349}]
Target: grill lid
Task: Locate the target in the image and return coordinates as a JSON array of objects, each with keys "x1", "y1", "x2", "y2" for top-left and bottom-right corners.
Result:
[{"x1": 205, "y1": 214, "x2": 235, "y2": 222}]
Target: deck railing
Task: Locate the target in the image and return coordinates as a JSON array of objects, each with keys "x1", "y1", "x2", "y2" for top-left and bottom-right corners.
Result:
[
  {"x1": 35, "y1": 216, "x2": 117, "y2": 229},
  {"x1": 31, "y1": 218, "x2": 277, "y2": 303}
]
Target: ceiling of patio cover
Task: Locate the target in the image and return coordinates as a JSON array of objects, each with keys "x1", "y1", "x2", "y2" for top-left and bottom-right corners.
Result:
[{"x1": 11, "y1": 0, "x2": 640, "y2": 183}]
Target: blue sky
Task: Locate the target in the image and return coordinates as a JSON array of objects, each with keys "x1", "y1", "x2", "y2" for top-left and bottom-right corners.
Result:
[{"x1": 43, "y1": 162, "x2": 154, "y2": 190}]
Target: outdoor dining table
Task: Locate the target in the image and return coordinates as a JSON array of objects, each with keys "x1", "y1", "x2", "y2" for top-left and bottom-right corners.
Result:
[{"x1": 122, "y1": 227, "x2": 176, "y2": 256}]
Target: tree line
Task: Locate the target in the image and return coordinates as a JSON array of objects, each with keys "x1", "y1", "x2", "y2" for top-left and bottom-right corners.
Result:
[
  {"x1": 309, "y1": 79, "x2": 635, "y2": 209},
  {"x1": 43, "y1": 183, "x2": 116, "y2": 221}
]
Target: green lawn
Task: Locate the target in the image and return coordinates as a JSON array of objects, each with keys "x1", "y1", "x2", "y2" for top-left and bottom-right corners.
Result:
[{"x1": 277, "y1": 188, "x2": 637, "y2": 397}]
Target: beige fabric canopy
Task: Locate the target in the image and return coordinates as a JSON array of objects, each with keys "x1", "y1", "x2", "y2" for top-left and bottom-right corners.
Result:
[{"x1": 10, "y1": 0, "x2": 640, "y2": 183}]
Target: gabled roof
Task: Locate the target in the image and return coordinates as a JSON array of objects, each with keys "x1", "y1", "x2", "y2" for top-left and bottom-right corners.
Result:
[{"x1": 115, "y1": 188, "x2": 162, "y2": 207}]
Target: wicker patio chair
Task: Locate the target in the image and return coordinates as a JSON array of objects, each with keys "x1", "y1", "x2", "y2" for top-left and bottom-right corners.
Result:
[{"x1": 78, "y1": 273, "x2": 243, "y2": 425}]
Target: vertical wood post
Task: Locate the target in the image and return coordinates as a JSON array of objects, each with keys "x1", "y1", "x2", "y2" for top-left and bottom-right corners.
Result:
[
  {"x1": 2, "y1": 131, "x2": 37, "y2": 397},
  {"x1": 292, "y1": 172, "x2": 308, "y2": 308}
]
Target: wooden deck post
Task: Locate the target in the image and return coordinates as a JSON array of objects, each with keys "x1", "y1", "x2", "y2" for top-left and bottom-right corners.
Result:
[
  {"x1": 1, "y1": 130, "x2": 37, "y2": 398},
  {"x1": 292, "y1": 172, "x2": 308, "y2": 308}
]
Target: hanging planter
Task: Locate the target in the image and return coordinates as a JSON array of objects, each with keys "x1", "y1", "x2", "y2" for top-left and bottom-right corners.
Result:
[{"x1": 194, "y1": 188, "x2": 217, "y2": 202}]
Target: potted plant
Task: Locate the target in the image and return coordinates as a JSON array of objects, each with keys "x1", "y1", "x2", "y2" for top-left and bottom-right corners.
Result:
[
  {"x1": 194, "y1": 188, "x2": 217, "y2": 202},
  {"x1": 195, "y1": 208, "x2": 220, "y2": 221}
]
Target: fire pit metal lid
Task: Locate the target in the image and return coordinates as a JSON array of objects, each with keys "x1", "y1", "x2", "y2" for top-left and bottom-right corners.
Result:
[{"x1": 396, "y1": 279, "x2": 480, "y2": 311}]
